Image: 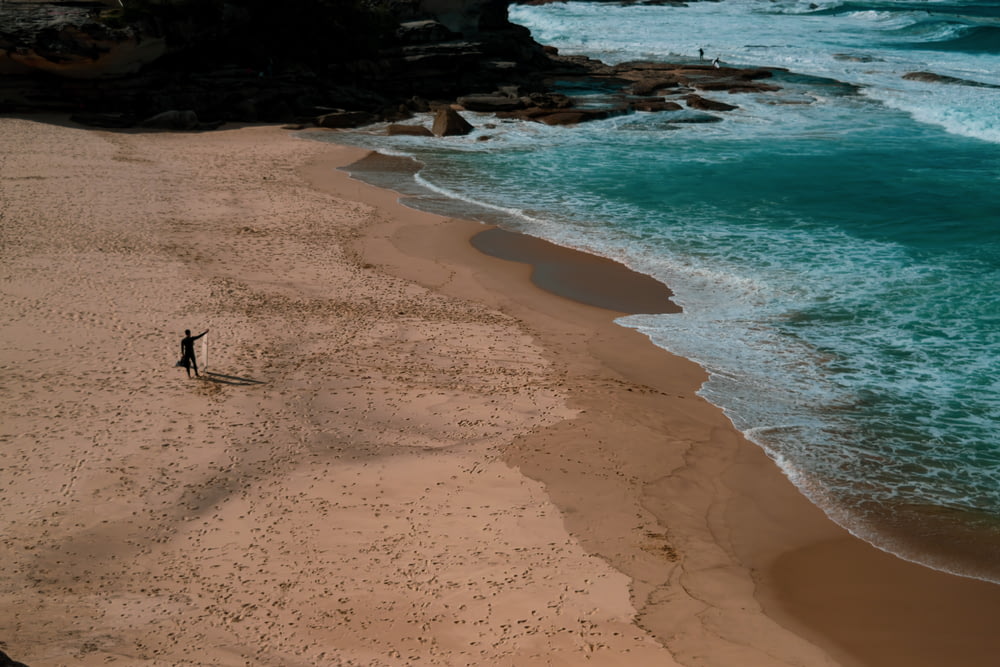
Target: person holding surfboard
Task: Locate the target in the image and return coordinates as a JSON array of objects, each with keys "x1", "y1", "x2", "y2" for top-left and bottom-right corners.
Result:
[{"x1": 179, "y1": 329, "x2": 208, "y2": 378}]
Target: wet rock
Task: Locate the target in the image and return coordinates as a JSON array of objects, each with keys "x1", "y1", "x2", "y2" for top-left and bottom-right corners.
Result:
[
  {"x1": 834, "y1": 53, "x2": 881, "y2": 63},
  {"x1": 387, "y1": 123, "x2": 434, "y2": 137},
  {"x1": 535, "y1": 110, "x2": 593, "y2": 126},
  {"x1": 432, "y1": 107, "x2": 474, "y2": 136},
  {"x1": 630, "y1": 98, "x2": 683, "y2": 112},
  {"x1": 610, "y1": 61, "x2": 780, "y2": 94},
  {"x1": 903, "y1": 71, "x2": 1000, "y2": 89},
  {"x1": 500, "y1": 106, "x2": 622, "y2": 126},
  {"x1": 684, "y1": 94, "x2": 738, "y2": 111},
  {"x1": 628, "y1": 78, "x2": 681, "y2": 96},
  {"x1": 695, "y1": 78, "x2": 780, "y2": 93}
]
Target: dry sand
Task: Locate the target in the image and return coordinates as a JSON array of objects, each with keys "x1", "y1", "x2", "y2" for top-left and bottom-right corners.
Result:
[{"x1": 2, "y1": 117, "x2": 1000, "y2": 667}]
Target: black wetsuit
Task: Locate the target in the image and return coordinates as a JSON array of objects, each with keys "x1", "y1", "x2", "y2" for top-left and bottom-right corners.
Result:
[{"x1": 181, "y1": 330, "x2": 207, "y2": 376}]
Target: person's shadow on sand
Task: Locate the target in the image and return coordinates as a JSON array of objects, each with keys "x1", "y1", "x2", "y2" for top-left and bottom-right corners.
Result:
[{"x1": 200, "y1": 371, "x2": 265, "y2": 386}]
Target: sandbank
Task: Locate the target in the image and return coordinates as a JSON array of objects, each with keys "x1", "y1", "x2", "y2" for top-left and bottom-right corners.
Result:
[{"x1": 2, "y1": 117, "x2": 1000, "y2": 667}]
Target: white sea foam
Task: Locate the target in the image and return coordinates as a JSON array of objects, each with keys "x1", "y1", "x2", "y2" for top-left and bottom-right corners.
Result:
[{"x1": 511, "y1": 0, "x2": 1000, "y2": 144}]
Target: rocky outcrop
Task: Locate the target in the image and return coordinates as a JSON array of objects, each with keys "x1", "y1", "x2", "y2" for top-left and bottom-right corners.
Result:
[
  {"x1": 0, "y1": 3, "x2": 152, "y2": 78},
  {"x1": 481, "y1": 56, "x2": 774, "y2": 126},
  {"x1": 1, "y1": 1, "x2": 790, "y2": 131},
  {"x1": 2, "y1": 27, "x2": 166, "y2": 79},
  {"x1": 0, "y1": 0, "x2": 554, "y2": 126},
  {"x1": 609, "y1": 61, "x2": 780, "y2": 95}
]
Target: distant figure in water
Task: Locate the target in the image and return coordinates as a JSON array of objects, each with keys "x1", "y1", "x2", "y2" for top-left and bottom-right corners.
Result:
[
  {"x1": 179, "y1": 329, "x2": 208, "y2": 378},
  {"x1": 713, "y1": 57, "x2": 721, "y2": 68},
  {"x1": 699, "y1": 48, "x2": 704, "y2": 60}
]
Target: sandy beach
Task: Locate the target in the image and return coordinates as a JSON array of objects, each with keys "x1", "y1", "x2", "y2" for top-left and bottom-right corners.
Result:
[{"x1": 3, "y1": 117, "x2": 1000, "y2": 667}]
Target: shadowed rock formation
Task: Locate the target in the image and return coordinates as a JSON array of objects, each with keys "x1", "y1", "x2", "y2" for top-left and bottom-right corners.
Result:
[
  {"x1": 1, "y1": 1, "x2": 795, "y2": 131},
  {"x1": 0, "y1": 0, "x2": 553, "y2": 125}
]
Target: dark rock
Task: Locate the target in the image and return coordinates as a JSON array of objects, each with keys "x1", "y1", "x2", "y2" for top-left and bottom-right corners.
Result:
[
  {"x1": 628, "y1": 78, "x2": 681, "y2": 96},
  {"x1": 432, "y1": 107, "x2": 474, "y2": 136},
  {"x1": 525, "y1": 108, "x2": 620, "y2": 126},
  {"x1": 903, "y1": 71, "x2": 1000, "y2": 89},
  {"x1": 684, "y1": 94, "x2": 738, "y2": 111},
  {"x1": 0, "y1": 0, "x2": 553, "y2": 126},
  {"x1": 902, "y1": 71, "x2": 957, "y2": 84},
  {"x1": 534, "y1": 110, "x2": 597, "y2": 126},
  {"x1": 197, "y1": 119, "x2": 226, "y2": 131},
  {"x1": 256, "y1": 97, "x2": 295, "y2": 123},
  {"x1": 521, "y1": 91, "x2": 573, "y2": 109},
  {"x1": 407, "y1": 96, "x2": 432, "y2": 112},
  {"x1": 630, "y1": 98, "x2": 683, "y2": 112},
  {"x1": 397, "y1": 20, "x2": 457, "y2": 45},
  {"x1": 141, "y1": 109, "x2": 199, "y2": 130},
  {"x1": 380, "y1": 105, "x2": 416, "y2": 123},
  {"x1": 457, "y1": 93, "x2": 524, "y2": 111},
  {"x1": 835, "y1": 53, "x2": 880, "y2": 63},
  {"x1": 0, "y1": 18, "x2": 166, "y2": 79},
  {"x1": 0, "y1": 2, "x2": 794, "y2": 132},
  {"x1": 610, "y1": 62, "x2": 780, "y2": 95},
  {"x1": 387, "y1": 123, "x2": 434, "y2": 137},
  {"x1": 695, "y1": 79, "x2": 780, "y2": 93},
  {"x1": 315, "y1": 110, "x2": 376, "y2": 129},
  {"x1": 69, "y1": 111, "x2": 136, "y2": 128},
  {"x1": 229, "y1": 99, "x2": 260, "y2": 122}
]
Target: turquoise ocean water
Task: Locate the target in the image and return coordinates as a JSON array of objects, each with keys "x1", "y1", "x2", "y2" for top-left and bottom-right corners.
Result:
[{"x1": 315, "y1": 0, "x2": 1000, "y2": 582}]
